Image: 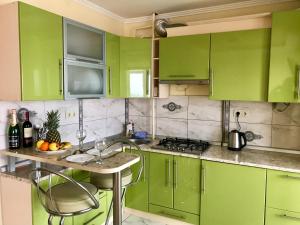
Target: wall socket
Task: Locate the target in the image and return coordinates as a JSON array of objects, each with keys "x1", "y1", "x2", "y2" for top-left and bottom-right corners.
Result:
[
  {"x1": 233, "y1": 109, "x2": 248, "y2": 118},
  {"x1": 65, "y1": 109, "x2": 76, "y2": 119}
]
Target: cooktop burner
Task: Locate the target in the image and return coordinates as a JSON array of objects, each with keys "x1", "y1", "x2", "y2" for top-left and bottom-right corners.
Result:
[{"x1": 152, "y1": 138, "x2": 210, "y2": 155}]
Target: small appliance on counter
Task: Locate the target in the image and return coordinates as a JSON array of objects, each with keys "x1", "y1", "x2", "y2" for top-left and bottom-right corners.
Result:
[
  {"x1": 152, "y1": 137, "x2": 210, "y2": 155},
  {"x1": 228, "y1": 130, "x2": 247, "y2": 151}
]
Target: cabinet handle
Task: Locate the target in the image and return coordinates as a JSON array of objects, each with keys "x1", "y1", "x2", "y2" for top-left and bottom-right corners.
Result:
[
  {"x1": 201, "y1": 165, "x2": 206, "y2": 194},
  {"x1": 166, "y1": 159, "x2": 171, "y2": 187},
  {"x1": 109, "y1": 66, "x2": 113, "y2": 95},
  {"x1": 59, "y1": 59, "x2": 64, "y2": 95},
  {"x1": 143, "y1": 155, "x2": 146, "y2": 182},
  {"x1": 174, "y1": 159, "x2": 178, "y2": 189},
  {"x1": 297, "y1": 66, "x2": 300, "y2": 100},
  {"x1": 158, "y1": 211, "x2": 185, "y2": 220},
  {"x1": 282, "y1": 174, "x2": 300, "y2": 180},
  {"x1": 169, "y1": 75, "x2": 196, "y2": 78},
  {"x1": 209, "y1": 68, "x2": 214, "y2": 97},
  {"x1": 146, "y1": 70, "x2": 150, "y2": 96},
  {"x1": 280, "y1": 213, "x2": 300, "y2": 220}
]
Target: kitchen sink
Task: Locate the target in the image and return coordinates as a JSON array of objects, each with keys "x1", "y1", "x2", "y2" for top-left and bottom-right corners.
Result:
[{"x1": 128, "y1": 138, "x2": 152, "y2": 145}]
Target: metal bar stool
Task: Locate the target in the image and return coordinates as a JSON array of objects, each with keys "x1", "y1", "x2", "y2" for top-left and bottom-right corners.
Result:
[
  {"x1": 30, "y1": 167, "x2": 100, "y2": 225},
  {"x1": 90, "y1": 138, "x2": 144, "y2": 225}
]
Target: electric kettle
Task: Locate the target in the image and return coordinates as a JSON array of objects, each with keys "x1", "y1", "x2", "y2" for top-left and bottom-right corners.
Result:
[{"x1": 228, "y1": 130, "x2": 247, "y2": 151}]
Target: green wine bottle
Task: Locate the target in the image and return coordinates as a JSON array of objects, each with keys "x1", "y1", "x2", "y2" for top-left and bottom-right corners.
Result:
[{"x1": 8, "y1": 109, "x2": 20, "y2": 150}]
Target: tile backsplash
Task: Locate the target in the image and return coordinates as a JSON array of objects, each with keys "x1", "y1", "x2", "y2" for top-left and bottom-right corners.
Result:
[
  {"x1": 129, "y1": 97, "x2": 300, "y2": 151},
  {"x1": 0, "y1": 98, "x2": 125, "y2": 166}
]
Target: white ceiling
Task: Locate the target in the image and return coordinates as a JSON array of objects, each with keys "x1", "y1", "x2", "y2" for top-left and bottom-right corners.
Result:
[{"x1": 87, "y1": 0, "x2": 257, "y2": 18}]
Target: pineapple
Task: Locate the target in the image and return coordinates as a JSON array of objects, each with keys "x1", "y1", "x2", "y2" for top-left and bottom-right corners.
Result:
[{"x1": 44, "y1": 110, "x2": 61, "y2": 144}]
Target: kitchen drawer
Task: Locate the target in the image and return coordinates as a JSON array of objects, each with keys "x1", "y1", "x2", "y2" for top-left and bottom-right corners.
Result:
[
  {"x1": 267, "y1": 170, "x2": 300, "y2": 212},
  {"x1": 149, "y1": 204, "x2": 199, "y2": 225},
  {"x1": 266, "y1": 208, "x2": 300, "y2": 225}
]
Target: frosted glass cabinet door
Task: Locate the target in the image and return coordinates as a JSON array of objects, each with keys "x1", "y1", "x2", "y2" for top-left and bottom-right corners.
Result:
[
  {"x1": 64, "y1": 60, "x2": 106, "y2": 99},
  {"x1": 64, "y1": 19, "x2": 105, "y2": 63}
]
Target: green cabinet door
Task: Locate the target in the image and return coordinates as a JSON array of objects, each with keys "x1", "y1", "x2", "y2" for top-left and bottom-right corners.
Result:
[
  {"x1": 120, "y1": 37, "x2": 151, "y2": 98},
  {"x1": 32, "y1": 171, "x2": 73, "y2": 225},
  {"x1": 210, "y1": 29, "x2": 270, "y2": 101},
  {"x1": 125, "y1": 150, "x2": 149, "y2": 212},
  {"x1": 73, "y1": 191, "x2": 107, "y2": 225},
  {"x1": 267, "y1": 170, "x2": 300, "y2": 212},
  {"x1": 200, "y1": 161, "x2": 266, "y2": 225},
  {"x1": 149, "y1": 152, "x2": 173, "y2": 208},
  {"x1": 174, "y1": 156, "x2": 201, "y2": 215},
  {"x1": 19, "y1": 2, "x2": 63, "y2": 101},
  {"x1": 106, "y1": 33, "x2": 120, "y2": 97},
  {"x1": 266, "y1": 208, "x2": 300, "y2": 225},
  {"x1": 160, "y1": 34, "x2": 210, "y2": 81},
  {"x1": 268, "y1": 11, "x2": 300, "y2": 102}
]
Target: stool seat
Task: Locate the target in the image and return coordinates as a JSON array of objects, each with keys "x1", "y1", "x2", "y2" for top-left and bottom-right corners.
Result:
[
  {"x1": 46, "y1": 182, "x2": 98, "y2": 214},
  {"x1": 90, "y1": 168, "x2": 133, "y2": 189}
]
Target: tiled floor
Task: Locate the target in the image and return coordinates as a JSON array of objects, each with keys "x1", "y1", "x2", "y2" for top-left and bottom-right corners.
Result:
[{"x1": 122, "y1": 215, "x2": 166, "y2": 225}]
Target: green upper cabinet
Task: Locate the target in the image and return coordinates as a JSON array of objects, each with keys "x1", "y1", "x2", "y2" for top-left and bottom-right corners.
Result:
[
  {"x1": 120, "y1": 37, "x2": 151, "y2": 98},
  {"x1": 200, "y1": 161, "x2": 266, "y2": 225},
  {"x1": 173, "y1": 156, "x2": 201, "y2": 215},
  {"x1": 106, "y1": 32, "x2": 120, "y2": 98},
  {"x1": 160, "y1": 34, "x2": 210, "y2": 81},
  {"x1": 19, "y1": 2, "x2": 63, "y2": 101},
  {"x1": 125, "y1": 150, "x2": 149, "y2": 212},
  {"x1": 149, "y1": 153, "x2": 174, "y2": 208},
  {"x1": 210, "y1": 28, "x2": 271, "y2": 101},
  {"x1": 268, "y1": 11, "x2": 300, "y2": 103}
]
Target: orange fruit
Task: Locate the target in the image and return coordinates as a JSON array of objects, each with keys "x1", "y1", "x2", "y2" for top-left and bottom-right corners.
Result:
[{"x1": 40, "y1": 142, "x2": 49, "y2": 151}]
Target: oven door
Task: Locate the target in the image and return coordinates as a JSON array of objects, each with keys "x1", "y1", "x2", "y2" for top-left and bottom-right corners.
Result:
[{"x1": 64, "y1": 59, "x2": 106, "y2": 99}]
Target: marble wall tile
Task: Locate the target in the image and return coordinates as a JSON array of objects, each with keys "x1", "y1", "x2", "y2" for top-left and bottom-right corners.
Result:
[
  {"x1": 129, "y1": 99, "x2": 152, "y2": 117},
  {"x1": 229, "y1": 122, "x2": 272, "y2": 147},
  {"x1": 188, "y1": 96, "x2": 222, "y2": 121},
  {"x1": 84, "y1": 119, "x2": 107, "y2": 142},
  {"x1": 230, "y1": 101, "x2": 272, "y2": 125},
  {"x1": 0, "y1": 135, "x2": 8, "y2": 167},
  {"x1": 156, "y1": 96, "x2": 188, "y2": 119},
  {"x1": 129, "y1": 115, "x2": 152, "y2": 134},
  {"x1": 272, "y1": 103, "x2": 300, "y2": 126},
  {"x1": 156, "y1": 118, "x2": 187, "y2": 138},
  {"x1": 106, "y1": 99, "x2": 125, "y2": 118},
  {"x1": 58, "y1": 123, "x2": 79, "y2": 145},
  {"x1": 106, "y1": 116, "x2": 125, "y2": 137},
  {"x1": 188, "y1": 120, "x2": 222, "y2": 142},
  {"x1": 83, "y1": 99, "x2": 108, "y2": 121},
  {"x1": 272, "y1": 125, "x2": 300, "y2": 150}
]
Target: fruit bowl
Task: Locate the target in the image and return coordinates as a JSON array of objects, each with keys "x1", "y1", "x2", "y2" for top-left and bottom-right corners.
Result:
[{"x1": 35, "y1": 140, "x2": 72, "y2": 155}]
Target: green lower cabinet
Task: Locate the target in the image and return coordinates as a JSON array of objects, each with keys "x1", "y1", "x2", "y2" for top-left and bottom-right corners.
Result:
[
  {"x1": 149, "y1": 204, "x2": 199, "y2": 225},
  {"x1": 125, "y1": 150, "x2": 149, "y2": 212},
  {"x1": 200, "y1": 161, "x2": 266, "y2": 225},
  {"x1": 210, "y1": 28, "x2": 270, "y2": 101},
  {"x1": 149, "y1": 153, "x2": 174, "y2": 208},
  {"x1": 268, "y1": 11, "x2": 300, "y2": 102},
  {"x1": 266, "y1": 208, "x2": 300, "y2": 225},
  {"x1": 267, "y1": 170, "x2": 300, "y2": 212},
  {"x1": 173, "y1": 156, "x2": 201, "y2": 215},
  {"x1": 72, "y1": 169, "x2": 90, "y2": 182},
  {"x1": 73, "y1": 191, "x2": 107, "y2": 225},
  {"x1": 32, "y1": 170, "x2": 73, "y2": 225}
]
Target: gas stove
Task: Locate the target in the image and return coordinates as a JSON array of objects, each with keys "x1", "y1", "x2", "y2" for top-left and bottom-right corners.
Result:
[{"x1": 152, "y1": 138, "x2": 210, "y2": 155}]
